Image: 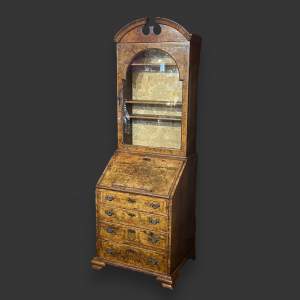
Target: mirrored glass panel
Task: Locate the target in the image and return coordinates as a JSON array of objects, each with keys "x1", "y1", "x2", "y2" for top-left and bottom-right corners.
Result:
[{"x1": 123, "y1": 49, "x2": 182, "y2": 149}]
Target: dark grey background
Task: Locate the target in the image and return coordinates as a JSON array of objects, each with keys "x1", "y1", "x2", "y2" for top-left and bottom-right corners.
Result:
[{"x1": 2, "y1": 0, "x2": 299, "y2": 299}]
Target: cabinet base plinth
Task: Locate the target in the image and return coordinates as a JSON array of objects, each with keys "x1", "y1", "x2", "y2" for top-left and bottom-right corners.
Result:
[
  {"x1": 91, "y1": 257, "x2": 106, "y2": 271},
  {"x1": 90, "y1": 256, "x2": 193, "y2": 290},
  {"x1": 157, "y1": 275, "x2": 175, "y2": 289},
  {"x1": 157, "y1": 269, "x2": 179, "y2": 290}
]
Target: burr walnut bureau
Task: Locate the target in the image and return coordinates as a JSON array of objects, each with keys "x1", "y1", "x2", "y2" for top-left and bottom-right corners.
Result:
[{"x1": 91, "y1": 17, "x2": 201, "y2": 289}]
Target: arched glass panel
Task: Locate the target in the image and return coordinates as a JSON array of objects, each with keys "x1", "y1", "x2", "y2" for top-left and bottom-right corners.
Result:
[{"x1": 123, "y1": 49, "x2": 182, "y2": 149}]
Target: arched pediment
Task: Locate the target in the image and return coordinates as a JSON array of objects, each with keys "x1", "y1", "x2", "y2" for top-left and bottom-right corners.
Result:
[{"x1": 114, "y1": 17, "x2": 192, "y2": 43}]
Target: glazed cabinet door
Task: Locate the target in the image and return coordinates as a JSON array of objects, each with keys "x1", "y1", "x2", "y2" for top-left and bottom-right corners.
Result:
[
  {"x1": 122, "y1": 49, "x2": 182, "y2": 149},
  {"x1": 117, "y1": 43, "x2": 190, "y2": 156}
]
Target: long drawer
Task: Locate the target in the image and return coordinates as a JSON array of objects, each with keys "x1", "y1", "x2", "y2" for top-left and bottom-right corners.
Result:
[
  {"x1": 98, "y1": 239, "x2": 168, "y2": 274},
  {"x1": 97, "y1": 189, "x2": 168, "y2": 215},
  {"x1": 98, "y1": 222, "x2": 168, "y2": 251},
  {"x1": 98, "y1": 205, "x2": 168, "y2": 232}
]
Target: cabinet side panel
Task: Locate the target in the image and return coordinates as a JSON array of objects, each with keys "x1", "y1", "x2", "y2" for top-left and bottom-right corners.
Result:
[
  {"x1": 170, "y1": 156, "x2": 197, "y2": 272},
  {"x1": 187, "y1": 36, "x2": 201, "y2": 156}
]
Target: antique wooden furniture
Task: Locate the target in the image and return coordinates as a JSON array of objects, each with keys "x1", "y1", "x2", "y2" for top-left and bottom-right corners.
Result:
[{"x1": 91, "y1": 17, "x2": 201, "y2": 289}]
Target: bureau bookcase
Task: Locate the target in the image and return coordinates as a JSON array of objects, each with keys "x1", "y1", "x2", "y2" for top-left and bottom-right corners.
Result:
[{"x1": 91, "y1": 17, "x2": 201, "y2": 289}]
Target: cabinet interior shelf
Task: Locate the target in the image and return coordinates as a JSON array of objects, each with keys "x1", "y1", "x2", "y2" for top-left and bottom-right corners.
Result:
[
  {"x1": 131, "y1": 63, "x2": 177, "y2": 66},
  {"x1": 128, "y1": 114, "x2": 181, "y2": 122},
  {"x1": 125, "y1": 100, "x2": 182, "y2": 107}
]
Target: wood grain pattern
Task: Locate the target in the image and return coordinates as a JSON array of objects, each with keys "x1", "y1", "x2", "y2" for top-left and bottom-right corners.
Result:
[
  {"x1": 114, "y1": 17, "x2": 192, "y2": 43},
  {"x1": 97, "y1": 152, "x2": 184, "y2": 198},
  {"x1": 97, "y1": 189, "x2": 168, "y2": 215},
  {"x1": 131, "y1": 66, "x2": 182, "y2": 102},
  {"x1": 170, "y1": 156, "x2": 197, "y2": 272},
  {"x1": 99, "y1": 240, "x2": 168, "y2": 273},
  {"x1": 98, "y1": 205, "x2": 168, "y2": 232},
  {"x1": 131, "y1": 119, "x2": 182, "y2": 149},
  {"x1": 98, "y1": 222, "x2": 168, "y2": 251}
]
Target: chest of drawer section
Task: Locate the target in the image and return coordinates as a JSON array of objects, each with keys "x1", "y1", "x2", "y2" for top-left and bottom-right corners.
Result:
[{"x1": 96, "y1": 189, "x2": 170, "y2": 256}]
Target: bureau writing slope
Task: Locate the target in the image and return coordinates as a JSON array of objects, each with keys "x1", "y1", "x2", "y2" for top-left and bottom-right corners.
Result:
[{"x1": 91, "y1": 17, "x2": 201, "y2": 289}]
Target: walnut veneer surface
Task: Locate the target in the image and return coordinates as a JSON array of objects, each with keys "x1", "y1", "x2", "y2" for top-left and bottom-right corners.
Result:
[{"x1": 91, "y1": 17, "x2": 201, "y2": 290}]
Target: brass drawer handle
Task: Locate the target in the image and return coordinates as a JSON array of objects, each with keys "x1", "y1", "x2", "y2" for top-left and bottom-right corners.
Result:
[
  {"x1": 147, "y1": 232, "x2": 160, "y2": 244},
  {"x1": 127, "y1": 198, "x2": 136, "y2": 204},
  {"x1": 149, "y1": 202, "x2": 160, "y2": 209},
  {"x1": 106, "y1": 248, "x2": 115, "y2": 255},
  {"x1": 106, "y1": 226, "x2": 115, "y2": 234},
  {"x1": 126, "y1": 249, "x2": 136, "y2": 254},
  {"x1": 127, "y1": 229, "x2": 136, "y2": 240},
  {"x1": 125, "y1": 249, "x2": 137, "y2": 257},
  {"x1": 105, "y1": 209, "x2": 114, "y2": 216},
  {"x1": 105, "y1": 195, "x2": 114, "y2": 201},
  {"x1": 127, "y1": 212, "x2": 136, "y2": 217},
  {"x1": 149, "y1": 217, "x2": 160, "y2": 225},
  {"x1": 147, "y1": 257, "x2": 159, "y2": 266}
]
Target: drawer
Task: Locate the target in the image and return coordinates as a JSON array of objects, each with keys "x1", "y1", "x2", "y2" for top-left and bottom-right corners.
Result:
[
  {"x1": 99, "y1": 222, "x2": 168, "y2": 250},
  {"x1": 99, "y1": 239, "x2": 168, "y2": 274},
  {"x1": 97, "y1": 189, "x2": 168, "y2": 215},
  {"x1": 98, "y1": 205, "x2": 168, "y2": 232}
]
